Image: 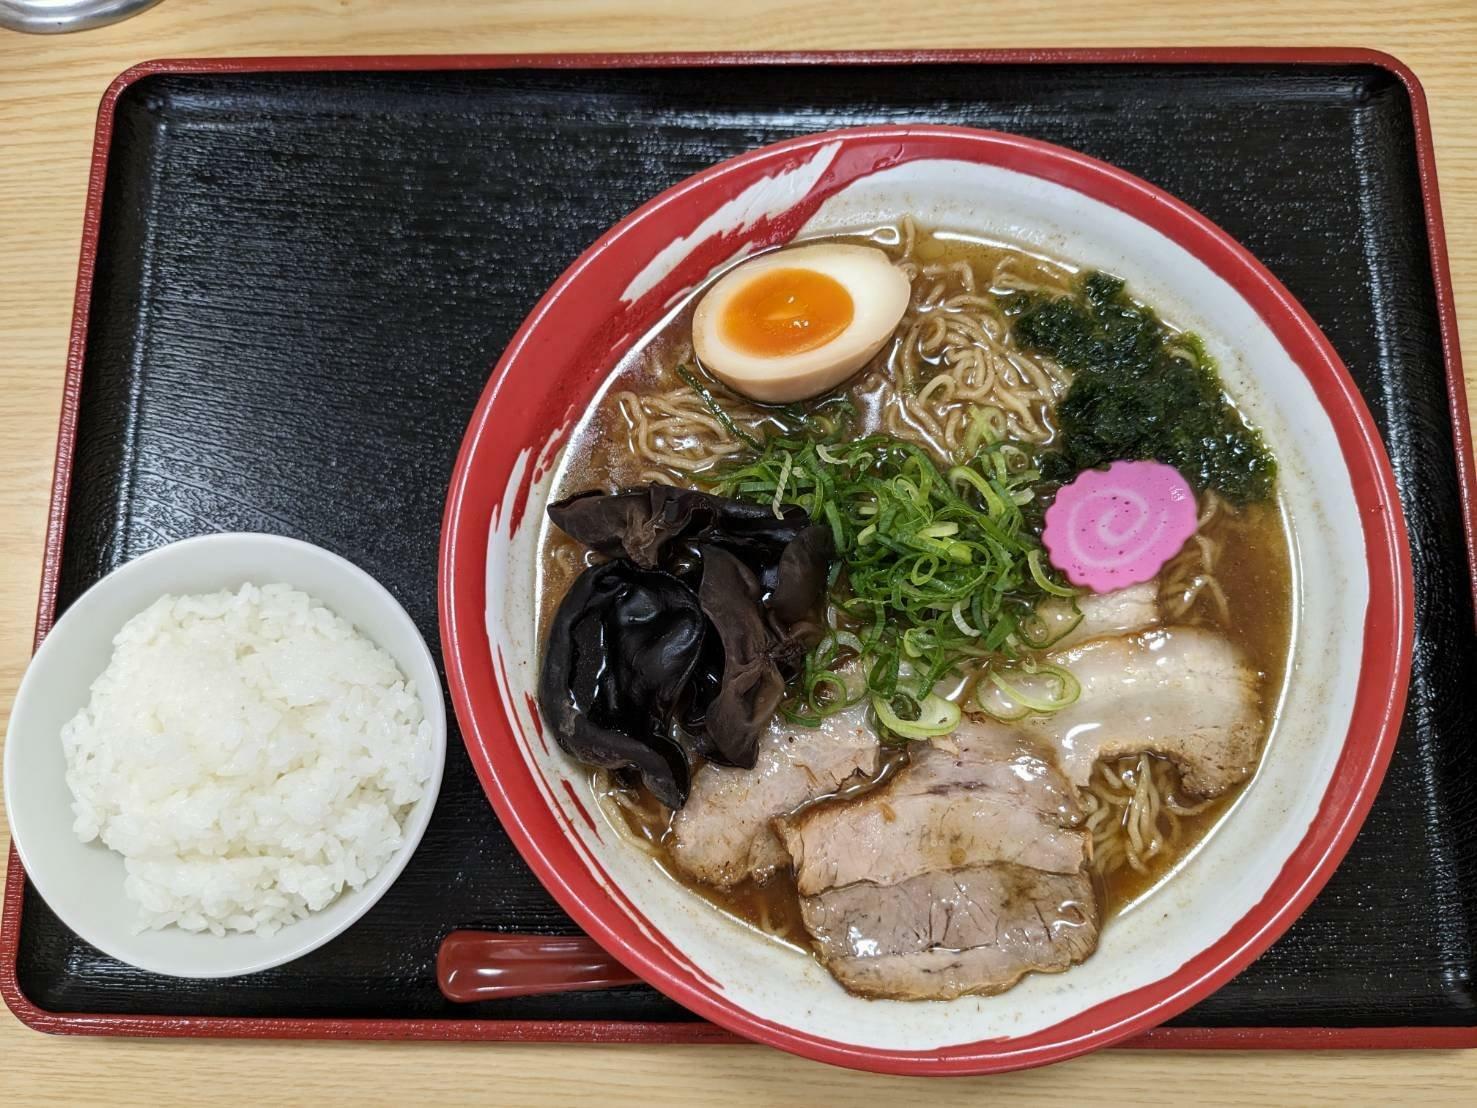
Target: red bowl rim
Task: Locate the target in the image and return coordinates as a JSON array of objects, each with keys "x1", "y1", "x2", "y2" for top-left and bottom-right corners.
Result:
[{"x1": 438, "y1": 124, "x2": 1414, "y2": 1075}]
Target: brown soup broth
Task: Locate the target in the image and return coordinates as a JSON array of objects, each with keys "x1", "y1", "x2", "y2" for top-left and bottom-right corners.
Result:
[{"x1": 541, "y1": 226, "x2": 1295, "y2": 945}]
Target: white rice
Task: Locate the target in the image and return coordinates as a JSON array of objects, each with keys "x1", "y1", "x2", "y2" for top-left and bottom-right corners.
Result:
[{"x1": 61, "y1": 583, "x2": 433, "y2": 936}]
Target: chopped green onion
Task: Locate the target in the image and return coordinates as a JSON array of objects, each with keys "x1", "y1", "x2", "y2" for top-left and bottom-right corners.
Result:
[
  {"x1": 1027, "y1": 549, "x2": 1078, "y2": 597},
  {"x1": 710, "y1": 429, "x2": 1077, "y2": 720},
  {"x1": 770, "y1": 452, "x2": 794, "y2": 520},
  {"x1": 807, "y1": 671, "x2": 852, "y2": 708},
  {"x1": 961, "y1": 405, "x2": 1008, "y2": 456},
  {"x1": 822, "y1": 500, "x2": 845, "y2": 550},
  {"x1": 974, "y1": 691, "x2": 1032, "y2": 722},
  {"x1": 1017, "y1": 596, "x2": 1084, "y2": 649},
  {"x1": 979, "y1": 662, "x2": 1081, "y2": 718},
  {"x1": 675, "y1": 365, "x2": 762, "y2": 450},
  {"x1": 951, "y1": 601, "x2": 981, "y2": 638},
  {"x1": 947, "y1": 465, "x2": 1007, "y2": 517},
  {"x1": 919, "y1": 521, "x2": 959, "y2": 539},
  {"x1": 872, "y1": 692, "x2": 962, "y2": 740}
]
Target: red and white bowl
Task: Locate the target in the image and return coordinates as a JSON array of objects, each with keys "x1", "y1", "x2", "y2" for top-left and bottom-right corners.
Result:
[{"x1": 439, "y1": 127, "x2": 1412, "y2": 1074}]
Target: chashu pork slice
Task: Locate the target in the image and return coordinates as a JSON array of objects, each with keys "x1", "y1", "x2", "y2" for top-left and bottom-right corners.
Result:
[
  {"x1": 670, "y1": 702, "x2": 878, "y2": 889},
  {"x1": 774, "y1": 720, "x2": 1087, "y2": 897},
  {"x1": 800, "y1": 862, "x2": 1100, "y2": 1000},
  {"x1": 778, "y1": 719, "x2": 1098, "y2": 999},
  {"x1": 1023, "y1": 626, "x2": 1263, "y2": 797},
  {"x1": 1054, "y1": 579, "x2": 1161, "y2": 649}
]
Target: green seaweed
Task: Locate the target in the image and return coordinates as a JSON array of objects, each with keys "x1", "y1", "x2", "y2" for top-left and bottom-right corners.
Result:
[{"x1": 1010, "y1": 272, "x2": 1276, "y2": 504}]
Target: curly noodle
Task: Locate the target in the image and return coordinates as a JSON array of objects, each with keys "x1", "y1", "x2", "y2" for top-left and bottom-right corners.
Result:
[
  {"x1": 1082, "y1": 754, "x2": 1214, "y2": 878},
  {"x1": 605, "y1": 218, "x2": 1075, "y2": 481},
  {"x1": 1161, "y1": 490, "x2": 1240, "y2": 624}
]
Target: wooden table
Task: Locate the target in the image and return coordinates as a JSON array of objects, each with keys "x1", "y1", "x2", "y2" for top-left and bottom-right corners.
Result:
[{"x1": 3, "y1": 2, "x2": 1474, "y2": 1103}]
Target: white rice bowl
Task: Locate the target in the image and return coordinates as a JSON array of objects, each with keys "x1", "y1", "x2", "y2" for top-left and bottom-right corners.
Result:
[{"x1": 60, "y1": 583, "x2": 434, "y2": 937}]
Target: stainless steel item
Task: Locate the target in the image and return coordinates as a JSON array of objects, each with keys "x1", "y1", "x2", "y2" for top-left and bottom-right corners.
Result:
[{"x1": 0, "y1": 0, "x2": 162, "y2": 33}]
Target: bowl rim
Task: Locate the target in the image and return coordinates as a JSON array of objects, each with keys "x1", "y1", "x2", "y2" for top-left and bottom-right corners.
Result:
[
  {"x1": 3, "y1": 531, "x2": 448, "y2": 979},
  {"x1": 439, "y1": 124, "x2": 1414, "y2": 1074}
]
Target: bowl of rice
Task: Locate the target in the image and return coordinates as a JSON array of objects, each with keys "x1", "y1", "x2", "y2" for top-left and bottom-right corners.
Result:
[{"x1": 3, "y1": 533, "x2": 446, "y2": 978}]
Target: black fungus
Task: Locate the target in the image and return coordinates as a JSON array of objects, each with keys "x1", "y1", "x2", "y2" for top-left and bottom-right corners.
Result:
[
  {"x1": 694, "y1": 545, "x2": 800, "y2": 768},
  {"x1": 539, "y1": 484, "x2": 834, "y2": 807},
  {"x1": 765, "y1": 522, "x2": 833, "y2": 646},
  {"x1": 548, "y1": 485, "x2": 812, "y2": 587},
  {"x1": 536, "y1": 560, "x2": 704, "y2": 809}
]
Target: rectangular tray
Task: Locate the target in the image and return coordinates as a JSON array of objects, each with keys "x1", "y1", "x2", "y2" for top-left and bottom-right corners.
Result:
[{"x1": 4, "y1": 50, "x2": 1474, "y2": 1048}]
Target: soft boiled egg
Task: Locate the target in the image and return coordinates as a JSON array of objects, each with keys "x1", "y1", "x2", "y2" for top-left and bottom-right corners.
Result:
[{"x1": 692, "y1": 243, "x2": 911, "y2": 404}]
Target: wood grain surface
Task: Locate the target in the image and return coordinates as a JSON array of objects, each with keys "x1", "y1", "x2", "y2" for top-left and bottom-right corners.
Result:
[{"x1": 2, "y1": 2, "x2": 1474, "y2": 1104}]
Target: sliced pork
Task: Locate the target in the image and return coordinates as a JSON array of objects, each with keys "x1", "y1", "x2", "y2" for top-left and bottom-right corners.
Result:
[
  {"x1": 774, "y1": 722, "x2": 1085, "y2": 896},
  {"x1": 669, "y1": 703, "x2": 878, "y2": 888},
  {"x1": 800, "y1": 863, "x2": 1100, "y2": 1000},
  {"x1": 776, "y1": 718, "x2": 1097, "y2": 998},
  {"x1": 1055, "y1": 579, "x2": 1160, "y2": 649},
  {"x1": 1024, "y1": 626, "x2": 1262, "y2": 796}
]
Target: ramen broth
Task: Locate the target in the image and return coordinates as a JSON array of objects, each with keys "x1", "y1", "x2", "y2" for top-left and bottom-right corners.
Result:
[{"x1": 538, "y1": 223, "x2": 1293, "y2": 948}]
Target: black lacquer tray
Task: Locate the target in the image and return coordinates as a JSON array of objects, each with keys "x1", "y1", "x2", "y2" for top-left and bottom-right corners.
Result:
[{"x1": 3, "y1": 51, "x2": 1473, "y2": 1046}]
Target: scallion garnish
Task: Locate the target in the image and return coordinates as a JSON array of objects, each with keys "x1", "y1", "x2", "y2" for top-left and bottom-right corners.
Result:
[{"x1": 711, "y1": 430, "x2": 1079, "y2": 734}]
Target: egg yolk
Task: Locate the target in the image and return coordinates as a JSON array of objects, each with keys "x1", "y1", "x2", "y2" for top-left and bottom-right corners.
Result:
[{"x1": 720, "y1": 268, "x2": 854, "y2": 358}]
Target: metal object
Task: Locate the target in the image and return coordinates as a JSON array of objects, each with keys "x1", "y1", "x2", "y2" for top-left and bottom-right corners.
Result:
[{"x1": 0, "y1": 0, "x2": 162, "y2": 33}]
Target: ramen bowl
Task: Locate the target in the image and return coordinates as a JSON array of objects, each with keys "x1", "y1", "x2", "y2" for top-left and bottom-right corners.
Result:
[{"x1": 439, "y1": 127, "x2": 1412, "y2": 1073}]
